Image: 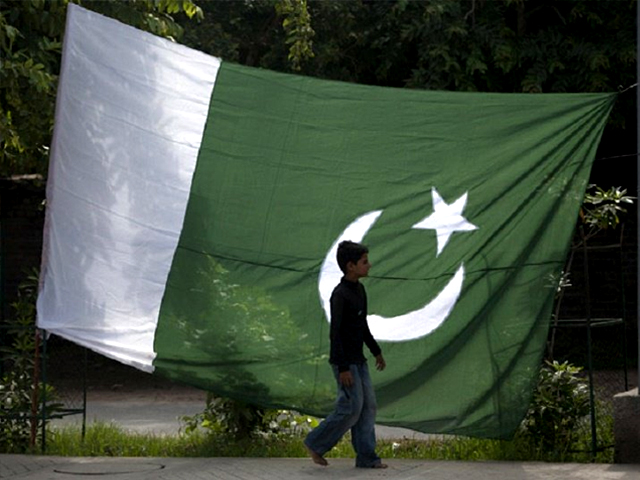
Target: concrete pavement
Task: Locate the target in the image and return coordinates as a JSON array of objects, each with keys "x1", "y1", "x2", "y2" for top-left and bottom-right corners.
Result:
[
  {"x1": 18, "y1": 395, "x2": 637, "y2": 479},
  {"x1": 51, "y1": 400, "x2": 203, "y2": 436},
  {"x1": 2, "y1": 455, "x2": 639, "y2": 480}
]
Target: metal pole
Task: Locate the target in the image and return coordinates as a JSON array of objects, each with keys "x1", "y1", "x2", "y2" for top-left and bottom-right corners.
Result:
[
  {"x1": 41, "y1": 330, "x2": 47, "y2": 453},
  {"x1": 637, "y1": 0, "x2": 640, "y2": 394},
  {"x1": 30, "y1": 329, "x2": 41, "y2": 449},
  {"x1": 581, "y1": 227, "x2": 598, "y2": 459},
  {"x1": 82, "y1": 347, "x2": 87, "y2": 439},
  {"x1": 0, "y1": 184, "x2": 5, "y2": 379},
  {"x1": 620, "y1": 226, "x2": 629, "y2": 391}
]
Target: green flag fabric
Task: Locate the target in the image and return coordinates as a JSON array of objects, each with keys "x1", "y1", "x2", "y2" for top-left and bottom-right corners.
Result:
[{"x1": 38, "y1": 5, "x2": 616, "y2": 439}]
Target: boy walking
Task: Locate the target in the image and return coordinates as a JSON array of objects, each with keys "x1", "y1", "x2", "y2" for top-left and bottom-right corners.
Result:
[{"x1": 304, "y1": 240, "x2": 387, "y2": 468}]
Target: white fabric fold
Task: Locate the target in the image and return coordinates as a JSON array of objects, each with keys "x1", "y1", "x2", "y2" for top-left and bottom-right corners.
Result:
[{"x1": 37, "y1": 4, "x2": 221, "y2": 372}]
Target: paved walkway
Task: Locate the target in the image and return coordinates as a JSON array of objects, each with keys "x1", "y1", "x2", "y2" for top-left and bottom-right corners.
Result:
[
  {"x1": 2, "y1": 455, "x2": 639, "y2": 480},
  {"x1": 16, "y1": 386, "x2": 637, "y2": 479}
]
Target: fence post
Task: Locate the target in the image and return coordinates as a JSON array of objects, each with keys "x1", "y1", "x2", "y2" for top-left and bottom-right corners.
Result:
[
  {"x1": 30, "y1": 329, "x2": 40, "y2": 449},
  {"x1": 580, "y1": 226, "x2": 598, "y2": 460}
]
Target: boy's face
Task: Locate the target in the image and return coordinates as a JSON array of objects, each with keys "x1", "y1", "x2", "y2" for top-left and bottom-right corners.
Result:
[{"x1": 348, "y1": 253, "x2": 371, "y2": 279}]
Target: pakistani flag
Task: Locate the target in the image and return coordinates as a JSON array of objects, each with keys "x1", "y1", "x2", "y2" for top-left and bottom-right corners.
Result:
[{"x1": 37, "y1": 4, "x2": 616, "y2": 439}]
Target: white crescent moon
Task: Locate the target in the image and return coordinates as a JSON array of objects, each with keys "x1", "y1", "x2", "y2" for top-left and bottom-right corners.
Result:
[{"x1": 318, "y1": 210, "x2": 465, "y2": 342}]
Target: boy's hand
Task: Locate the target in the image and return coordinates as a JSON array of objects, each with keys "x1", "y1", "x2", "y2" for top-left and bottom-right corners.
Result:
[
  {"x1": 339, "y1": 371, "x2": 354, "y2": 387},
  {"x1": 375, "y1": 354, "x2": 386, "y2": 371}
]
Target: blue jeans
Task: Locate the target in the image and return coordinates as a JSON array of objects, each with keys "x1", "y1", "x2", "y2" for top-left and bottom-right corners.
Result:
[{"x1": 304, "y1": 363, "x2": 381, "y2": 468}]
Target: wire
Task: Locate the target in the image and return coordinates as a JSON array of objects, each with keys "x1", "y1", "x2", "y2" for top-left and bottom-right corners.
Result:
[
  {"x1": 594, "y1": 153, "x2": 639, "y2": 162},
  {"x1": 617, "y1": 83, "x2": 638, "y2": 95}
]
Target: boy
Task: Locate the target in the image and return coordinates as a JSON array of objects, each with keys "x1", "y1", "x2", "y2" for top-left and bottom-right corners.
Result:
[{"x1": 304, "y1": 240, "x2": 387, "y2": 468}]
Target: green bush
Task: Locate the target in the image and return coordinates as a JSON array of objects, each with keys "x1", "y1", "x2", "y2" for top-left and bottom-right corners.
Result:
[
  {"x1": 181, "y1": 393, "x2": 318, "y2": 440},
  {"x1": 0, "y1": 371, "x2": 34, "y2": 452},
  {"x1": 0, "y1": 270, "x2": 60, "y2": 453},
  {"x1": 519, "y1": 360, "x2": 591, "y2": 457},
  {"x1": 46, "y1": 358, "x2": 613, "y2": 462}
]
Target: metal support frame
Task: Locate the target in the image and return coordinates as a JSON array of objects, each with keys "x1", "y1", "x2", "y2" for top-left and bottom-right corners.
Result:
[
  {"x1": 552, "y1": 224, "x2": 628, "y2": 459},
  {"x1": 38, "y1": 332, "x2": 88, "y2": 453},
  {"x1": 580, "y1": 227, "x2": 598, "y2": 459}
]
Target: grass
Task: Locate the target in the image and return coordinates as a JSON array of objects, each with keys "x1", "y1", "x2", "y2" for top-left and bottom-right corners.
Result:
[{"x1": 44, "y1": 421, "x2": 614, "y2": 463}]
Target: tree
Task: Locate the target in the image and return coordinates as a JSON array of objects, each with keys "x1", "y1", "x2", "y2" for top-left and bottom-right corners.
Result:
[
  {"x1": 179, "y1": 0, "x2": 635, "y2": 94},
  {"x1": 178, "y1": 0, "x2": 635, "y2": 166},
  {"x1": 4, "y1": 0, "x2": 635, "y2": 178},
  {"x1": 0, "y1": 0, "x2": 203, "y2": 178}
]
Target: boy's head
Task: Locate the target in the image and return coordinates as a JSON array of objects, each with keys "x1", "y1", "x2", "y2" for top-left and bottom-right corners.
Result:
[{"x1": 337, "y1": 241, "x2": 369, "y2": 275}]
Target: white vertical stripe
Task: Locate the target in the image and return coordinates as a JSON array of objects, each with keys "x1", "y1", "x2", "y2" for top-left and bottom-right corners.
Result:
[{"x1": 37, "y1": 4, "x2": 221, "y2": 372}]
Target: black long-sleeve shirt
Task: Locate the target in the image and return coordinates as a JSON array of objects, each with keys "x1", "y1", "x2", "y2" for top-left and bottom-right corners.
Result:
[{"x1": 329, "y1": 277, "x2": 382, "y2": 373}]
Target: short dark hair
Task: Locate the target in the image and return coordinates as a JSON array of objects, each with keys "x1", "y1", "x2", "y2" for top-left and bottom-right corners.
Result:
[{"x1": 337, "y1": 241, "x2": 368, "y2": 274}]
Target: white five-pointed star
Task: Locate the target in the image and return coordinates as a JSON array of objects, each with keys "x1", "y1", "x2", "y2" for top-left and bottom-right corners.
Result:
[{"x1": 412, "y1": 188, "x2": 478, "y2": 256}]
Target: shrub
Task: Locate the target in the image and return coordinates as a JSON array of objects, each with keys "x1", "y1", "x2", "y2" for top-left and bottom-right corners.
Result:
[
  {"x1": 519, "y1": 360, "x2": 590, "y2": 457},
  {"x1": 0, "y1": 270, "x2": 60, "y2": 453},
  {"x1": 181, "y1": 393, "x2": 317, "y2": 440}
]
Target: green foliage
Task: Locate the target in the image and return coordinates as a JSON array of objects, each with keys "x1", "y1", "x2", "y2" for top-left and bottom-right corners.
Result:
[
  {"x1": 0, "y1": 0, "x2": 67, "y2": 178},
  {"x1": 181, "y1": 393, "x2": 317, "y2": 440},
  {"x1": 4, "y1": 0, "x2": 635, "y2": 180},
  {"x1": 48, "y1": 421, "x2": 316, "y2": 457},
  {"x1": 0, "y1": 371, "x2": 34, "y2": 453},
  {"x1": 48, "y1": 358, "x2": 612, "y2": 462},
  {"x1": 391, "y1": 0, "x2": 635, "y2": 94},
  {"x1": 581, "y1": 185, "x2": 635, "y2": 231},
  {"x1": 1, "y1": 272, "x2": 39, "y2": 453},
  {"x1": 84, "y1": 0, "x2": 203, "y2": 41},
  {"x1": 180, "y1": 0, "x2": 635, "y2": 94},
  {"x1": 0, "y1": 372, "x2": 59, "y2": 454},
  {"x1": 519, "y1": 360, "x2": 591, "y2": 458},
  {"x1": 0, "y1": 0, "x2": 202, "y2": 178},
  {"x1": 48, "y1": 408, "x2": 613, "y2": 462},
  {"x1": 179, "y1": 0, "x2": 289, "y2": 70},
  {"x1": 0, "y1": 270, "x2": 60, "y2": 453},
  {"x1": 48, "y1": 422, "x2": 196, "y2": 457},
  {"x1": 275, "y1": 0, "x2": 314, "y2": 71},
  {"x1": 571, "y1": 402, "x2": 614, "y2": 463},
  {"x1": 181, "y1": 395, "x2": 269, "y2": 440},
  {"x1": 176, "y1": 359, "x2": 609, "y2": 461},
  {"x1": 547, "y1": 184, "x2": 633, "y2": 358}
]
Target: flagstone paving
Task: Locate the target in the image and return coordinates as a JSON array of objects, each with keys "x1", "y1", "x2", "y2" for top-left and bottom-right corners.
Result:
[{"x1": 1, "y1": 455, "x2": 638, "y2": 480}]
